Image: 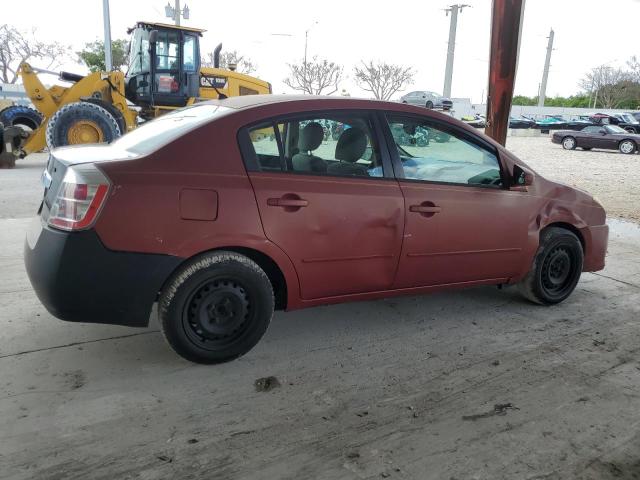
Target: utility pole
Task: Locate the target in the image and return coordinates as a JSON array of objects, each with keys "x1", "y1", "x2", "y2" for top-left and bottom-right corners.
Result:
[
  {"x1": 303, "y1": 21, "x2": 318, "y2": 94},
  {"x1": 538, "y1": 28, "x2": 554, "y2": 107},
  {"x1": 102, "y1": 0, "x2": 113, "y2": 71},
  {"x1": 443, "y1": 4, "x2": 469, "y2": 98},
  {"x1": 165, "y1": 1, "x2": 189, "y2": 26}
]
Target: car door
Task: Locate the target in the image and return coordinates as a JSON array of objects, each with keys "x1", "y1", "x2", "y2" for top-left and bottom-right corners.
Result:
[
  {"x1": 381, "y1": 112, "x2": 535, "y2": 288},
  {"x1": 239, "y1": 111, "x2": 405, "y2": 300}
]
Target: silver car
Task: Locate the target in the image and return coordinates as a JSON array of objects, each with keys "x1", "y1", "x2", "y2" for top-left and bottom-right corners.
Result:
[{"x1": 400, "y1": 91, "x2": 453, "y2": 110}]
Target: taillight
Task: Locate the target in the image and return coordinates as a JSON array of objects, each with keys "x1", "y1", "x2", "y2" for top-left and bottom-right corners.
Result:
[{"x1": 48, "y1": 164, "x2": 110, "y2": 231}]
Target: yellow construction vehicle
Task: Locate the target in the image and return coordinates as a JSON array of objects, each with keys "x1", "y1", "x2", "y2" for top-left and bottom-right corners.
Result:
[{"x1": 0, "y1": 22, "x2": 270, "y2": 166}]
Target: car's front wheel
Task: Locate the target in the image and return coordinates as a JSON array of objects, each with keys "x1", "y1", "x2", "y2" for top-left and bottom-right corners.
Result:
[
  {"x1": 518, "y1": 227, "x2": 584, "y2": 305},
  {"x1": 619, "y1": 139, "x2": 636, "y2": 154},
  {"x1": 426, "y1": 101, "x2": 434, "y2": 109},
  {"x1": 562, "y1": 136, "x2": 577, "y2": 150},
  {"x1": 159, "y1": 251, "x2": 274, "y2": 364}
]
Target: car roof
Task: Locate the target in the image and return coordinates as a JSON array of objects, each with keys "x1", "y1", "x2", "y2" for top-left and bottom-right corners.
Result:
[{"x1": 206, "y1": 94, "x2": 413, "y2": 110}]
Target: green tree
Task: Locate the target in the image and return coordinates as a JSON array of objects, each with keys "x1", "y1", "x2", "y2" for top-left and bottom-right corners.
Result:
[
  {"x1": 512, "y1": 95, "x2": 536, "y2": 106},
  {"x1": 77, "y1": 39, "x2": 129, "y2": 72}
]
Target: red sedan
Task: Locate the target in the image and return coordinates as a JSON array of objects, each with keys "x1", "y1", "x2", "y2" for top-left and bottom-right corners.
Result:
[{"x1": 25, "y1": 96, "x2": 609, "y2": 363}]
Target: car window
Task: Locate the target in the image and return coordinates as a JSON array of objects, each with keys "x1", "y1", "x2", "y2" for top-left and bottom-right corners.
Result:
[
  {"x1": 247, "y1": 124, "x2": 283, "y2": 172},
  {"x1": 606, "y1": 125, "x2": 627, "y2": 134},
  {"x1": 245, "y1": 113, "x2": 383, "y2": 178},
  {"x1": 583, "y1": 126, "x2": 600, "y2": 133},
  {"x1": 386, "y1": 115, "x2": 502, "y2": 187}
]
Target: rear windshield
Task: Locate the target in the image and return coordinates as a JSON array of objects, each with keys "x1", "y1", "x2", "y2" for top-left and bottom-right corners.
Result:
[{"x1": 114, "y1": 104, "x2": 230, "y2": 155}]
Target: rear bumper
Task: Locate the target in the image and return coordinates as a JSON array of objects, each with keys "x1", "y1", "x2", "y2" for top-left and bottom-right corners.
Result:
[
  {"x1": 551, "y1": 135, "x2": 562, "y2": 144},
  {"x1": 24, "y1": 218, "x2": 182, "y2": 327},
  {"x1": 582, "y1": 224, "x2": 609, "y2": 272}
]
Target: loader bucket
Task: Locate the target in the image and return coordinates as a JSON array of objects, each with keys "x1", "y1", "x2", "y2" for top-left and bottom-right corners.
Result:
[{"x1": 0, "y1": 124, "x2": 29, "y2": 169}]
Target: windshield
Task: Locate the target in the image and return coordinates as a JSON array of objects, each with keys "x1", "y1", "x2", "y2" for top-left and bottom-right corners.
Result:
[
  {"x1": 113, "y1": 104, "x2": 230, "y2": 155},
  {"x1": 619, "y1": 114, "x2": 639, "y2": 124},
  {"x1": 127, "y1": 28, "x2": 150, "y2": 75},
  {"x1": 606, "y1": 125, "x2": 627, "y2": 134}
]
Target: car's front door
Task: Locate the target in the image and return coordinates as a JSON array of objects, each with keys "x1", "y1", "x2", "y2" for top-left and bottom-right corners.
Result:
[
  {"x1": 240, "y1": 111, "x2": 405, "y2": 300},
  {"x1": 381, "y1": 113, "x2": 535, "y2": 288}
]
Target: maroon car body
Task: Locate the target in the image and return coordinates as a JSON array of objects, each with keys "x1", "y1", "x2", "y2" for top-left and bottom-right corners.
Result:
[{"x1": 25, "y1": 95, "x2": 609, "y2": 363}]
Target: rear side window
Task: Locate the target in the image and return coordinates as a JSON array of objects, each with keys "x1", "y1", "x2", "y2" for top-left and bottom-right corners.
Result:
[{"x1": 242, "y1": 113, "x2": 383, "y2": 178}]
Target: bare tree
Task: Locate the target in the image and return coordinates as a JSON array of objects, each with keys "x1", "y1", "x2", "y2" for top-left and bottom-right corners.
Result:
[
  {"x1": 353, "y1": 61, "x2": 414, "y2": 100},
  {"x1": 284, "y1": 56, "x2": 343, "y2": 95},
  {"x1": 0, "y1": 25, "x2": 68, "y2": 83},
  {"x1": 202, "y1": 49, "x2": 256, "y2": 74},
  {"x1": 579, "y1": 65, "x2": 627, "y2": 108},
  {"x1": 627, "y1": 55, "x2": 640, "y2": 83}
]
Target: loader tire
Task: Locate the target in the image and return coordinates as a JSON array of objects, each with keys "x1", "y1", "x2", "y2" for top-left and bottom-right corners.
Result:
[
  {"x1": 46, "y1": 101, "x2": 121, "y2": 149},
  {"x1": 0, "y1": 105, "x2": 42, "y2": 131}
]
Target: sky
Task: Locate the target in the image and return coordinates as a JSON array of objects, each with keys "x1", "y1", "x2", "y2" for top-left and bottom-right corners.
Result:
[{"x1": 3, "y1": 0, "x2": 639, "y2": 102}]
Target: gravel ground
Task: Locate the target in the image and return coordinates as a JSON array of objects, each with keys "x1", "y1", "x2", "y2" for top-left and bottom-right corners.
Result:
[{"x1": 506, "y1": 135, "x2": 640, "y2": 222}]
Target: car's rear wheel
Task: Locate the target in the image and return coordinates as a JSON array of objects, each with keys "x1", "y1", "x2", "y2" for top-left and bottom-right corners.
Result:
[
  {"x1": 619, "y1": 139, "x2": 636, "y2": 154},
  {"x1": 518, "y1": 227, "x2": 583, "y2": 305},
  {"x1": 562, "y1": 136, "x2": 577, "y2": 150},
  {"x1": 159, "y1": 251, "x2": 274, "y2": 364},
  {"x1": 624, "y1": 127, "x2": 635, "y2": 134},
  {"x1": 426, "y1": 101, "x2": 434, "y2": 109}
]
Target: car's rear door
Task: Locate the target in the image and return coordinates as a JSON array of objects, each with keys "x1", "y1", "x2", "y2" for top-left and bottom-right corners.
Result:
[
  {"x1": 380, "y1": 112, "x2": 535, "y2": 288},
  {"x1": 239, "y1": 110, "x2": 405, "y2": 300}
]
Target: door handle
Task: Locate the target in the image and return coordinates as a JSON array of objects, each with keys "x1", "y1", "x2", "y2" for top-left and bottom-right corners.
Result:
[
  {"x1": 410, "y1": 202, "x2": 441, "y2": 218},
  {"x1": 267, "y1": 198, "x2": 308, "y2": 207},
  {"x1": 267, "y1": 195, "x2": 309, "y2": 211},
  {"x1": 410, "y1": 205, "x2": 441, "y2": 214}
]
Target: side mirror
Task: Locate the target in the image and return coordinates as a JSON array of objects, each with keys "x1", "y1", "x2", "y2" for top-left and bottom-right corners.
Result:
[{"x1": 512, "y1": 164, "x2": 534, "y2": 191}]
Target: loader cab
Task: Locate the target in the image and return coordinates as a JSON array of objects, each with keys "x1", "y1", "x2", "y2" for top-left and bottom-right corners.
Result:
[{"x1": 125, "y1": 22, "x2": 203, "y2": 116}]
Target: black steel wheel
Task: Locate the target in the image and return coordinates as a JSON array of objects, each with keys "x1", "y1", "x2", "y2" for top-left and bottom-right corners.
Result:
[
  {"x1": 159, "y1": 251, "x2": 274, "y2": 364},
  {"x1": 518, "y1": 227, "x2": 583, "y2": 305}
]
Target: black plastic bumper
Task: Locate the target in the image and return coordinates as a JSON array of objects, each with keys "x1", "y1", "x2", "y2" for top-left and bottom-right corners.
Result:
[{"x1": 24, "y1": 218, "x2": 183, "y2": 327}]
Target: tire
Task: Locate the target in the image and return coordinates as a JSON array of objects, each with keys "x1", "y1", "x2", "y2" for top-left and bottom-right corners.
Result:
[
  {"x1": 624, "y1": 127, "x2": 635, "y2": 134},
  {"x1": 619, "y1": 139, "x2": 636, "y2": 155},
  {"x1": 0, "y1": 105, "x2": 42, "y2": 131},
  {"x1": 582, "y1": 147, "x2": 592, "y2": 151},
  {"x1": 518, "y1": 227, "x2": 584, "y2": 305},
  {"x1": 158, "y1": 251, "x2": 274, "y2": 364},
  {"x1": 45, "y1": 101, "x2": 121, "y2": 149},
  {"x1": 562, "y1": 136, "x2": 576, "y2": 150},
  {"x1": 426, "y1": 101, "x2": 434, "y2": 109}
]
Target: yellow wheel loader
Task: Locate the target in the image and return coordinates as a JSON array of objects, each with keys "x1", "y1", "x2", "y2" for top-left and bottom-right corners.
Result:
[{"x1": 0, "y1": 22, "x2": 270, "y2": 167}]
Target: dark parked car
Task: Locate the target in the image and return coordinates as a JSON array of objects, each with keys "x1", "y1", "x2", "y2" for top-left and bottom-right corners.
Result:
[
  {"x1": 590, "y1": 113, "x2": 640, "y2": 134},
  {"x1": 552, "y1": 124, "x2": 639, "y2": 154},
  {"x1": 400, "y1": 91, "x2": 453, "y2": 110},
  {"x1": 509, "y1": 116, "x2": 536, "y2": 129},
  {"x1": 25, "y1": 96, "x2": 608, "y2": 363}
]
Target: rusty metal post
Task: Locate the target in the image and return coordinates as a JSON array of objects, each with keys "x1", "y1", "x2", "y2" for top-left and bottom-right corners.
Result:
[{"x1": 484, "y1": 0, "x2": 526, "y2": 145}]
